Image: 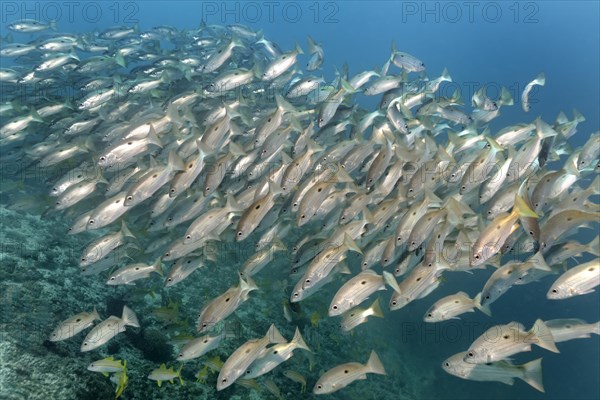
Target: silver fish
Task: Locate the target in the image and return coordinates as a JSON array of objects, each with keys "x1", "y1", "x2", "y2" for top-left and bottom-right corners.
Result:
[
  {"x1": 80, "y1": 306, "x2": 139, "y2": 352},
  {"x1": 464, "y1": 319, "x2": 558, "y2": 364},
  {"x1": 443, "y1": 352, "x2": 544, "y2": 392},
  {"x1": 547, "y1": 258, "x2": 600, "y2": 299},
  {"x1": 313, "y1": 351, "x2": 386, "y2": 394},
  {"x1": 49, "y1": 308, "x2": 100, "y2": 342},
  {"x1": 217, "y1": 324, "x2": 286, "y2": 390}
]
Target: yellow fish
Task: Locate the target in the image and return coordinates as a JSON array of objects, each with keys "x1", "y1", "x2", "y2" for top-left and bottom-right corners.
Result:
[
  {"x1": 196, "y1": 365, "x2": 209, "y2": 383},
  {"x1": 310, "y1": 310, "x2": 320, "y2": 328}
]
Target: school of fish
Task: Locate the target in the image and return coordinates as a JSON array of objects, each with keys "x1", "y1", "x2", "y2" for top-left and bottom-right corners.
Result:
[{"x1": 2, "y1": 19, "x2": 599, "y2": 398}]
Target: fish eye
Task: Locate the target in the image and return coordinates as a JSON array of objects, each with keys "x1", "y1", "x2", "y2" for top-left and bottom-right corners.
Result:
[
  {"x1": 178, "y1": 353, "x2": 183, "y2": 357},
  {"x1": 110, "y1": 277, "x2": 115, "y2": 280},
  {"x1": 467, "y1": 352, "x2": 474, "y2": 357},
  {"x1": 551, "y1": 289, "x2": 557, "y2": 293},
  {"x1": 100, "y1": 156, "x2": 106, "y2": 161},
  {"x1": 391, "y1": 300, "x2": 397, "y2": 306},
  {"x1": 427, "y1": 313, "x2": 432, "y2": 317},
  {"x1": 127, "y1": 196, "x2": 133, "y2": 200},
  {"x1": 186, "y1": 235, "x2": 191, "y2": 240},
  {"x1": 237, "y1": 231, "x2": 243, "y2": 236},
  {"x1": 88, "y1": 219, "x2": 95, "y2": 224},
  {"x1": 445, "y1": 362, "x2": 449, "y2": 367},
  {"x1": 317, "y1": 385, "x2": 322, "y2": 390},
  {"x1": 332, "y1": 305, "x2": 338, "y2": 310},
  {"x1": 474, "y1": 255, "x2": 480, "y2": 259}
]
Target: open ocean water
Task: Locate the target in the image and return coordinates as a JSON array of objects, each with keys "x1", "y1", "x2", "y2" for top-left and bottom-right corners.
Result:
[{"x1": 0, "y1": 1, "x2": 598, "y2": 400}]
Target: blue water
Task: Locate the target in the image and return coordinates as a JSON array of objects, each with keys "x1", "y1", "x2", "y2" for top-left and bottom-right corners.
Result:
[{"x1": 1, "y1": 1, "x2": 598, "y2": 399}]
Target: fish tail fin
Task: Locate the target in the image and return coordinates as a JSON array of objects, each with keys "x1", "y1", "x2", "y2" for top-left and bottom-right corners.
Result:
[
  {"x1": 239, "y1": 274, "x2": 259, "y2": 295},
  {"x1": 266, "y1": 324, "x2": 286, "y2": 344},
  {"x1": 485, "y1": 136, "x2": 504, "y2": 153},
  {"x1": 92, "y1": 306, "x2": 101, "y2": 321},
  {"x1": 592, "y1": 321, "x2": 600, "y2": 336},
  {"x1": 529, "y1": 252, "x2": 551, "y2": 272},
  {"x1": 500, "y1": 86, "x2": 514, "y2": 106},
  {"x1": 366, "y1": 351, "x2": 386, "y2": 375},
  {"x1": 168, "y1": 150, "x2": 185, "y2": 172},
  {"x1": 120, "y1": 220, "x2": 136, "y2": 239},
  {"x1": 343, "y1": 233, "x2": 363, "y2": 255},
  {"x1": 225, "y1": 193, "x2": 242, "y2": 213},
  {"x1": 275, "y1": 93, "x2": 296, "y2": 114},
  {"x1": 424, "y1": 188, "x2": 443, "y2": 207},
  {"x1": 177, "y1": 364, "x2": 185, "y2": 385},
  {"x1": 228, "y1": 140, "x2": 246, "y2": 157},
  {"x1": 147, "y1": 124, "x2": 163, "y2": 148},
  {"x1": 291, "y1": 327, "x2": 311, "y2": 352},
  {"x1": 273, "y1": 237, "x2": 287, "y2": 251},
  {"x1": 369, "y1": 298, "x2": 384, "y2": 318},
  {"x1": 30, "y1": 108, "x2": 44, "y2": 123},
  {"x1": 521, "y1": 358, "x2": 545, "y2": 393},
  {"x1": 307, "y1": 35, "x2": 317, "y2": 52},
  {"x1": 335, "y1": 261, "x2": 352, "y2": 275},
  {"x1": 382, "y1": 271, "x2": 401, "y2": 294},
  {"x1": 563, "y1": 152, "x2": 581, "y2": 177},
  {"x1": 295, "y1": 42, "x2": 304, "y2": 55},
  {"x1": 535, "y1": 72, "x2": 546, "y2": 86},
  {"x1": 121, "y1": 305, "x2": 140, "y2": 328},
  {"x1": 306, "y1": 138, "x2": 324, "y2": 153},
  {"x1": 473, "y1": 293, "x2": 492, "y2": 317},
  {"x1": 441, "y1": 67, "x2": 451, "y2": 82},
  {"x1": 230, "y1": 35, "x2": 244, "y2": 49},
  {"x1": 340, "y1": 78, "x2": 358, "y2": 94},
  {"x1": 535, "y1": 117, "x2": 558, "y2": 140},
  {"x1": 196, "y1": 140, "x2": 213, "y2": 160},
  {"x1": 114, "y1": 52, "x2": 126, "y2": 68},
  {"x1": 513, "y1": 187, "x2": 538, "y2": 219},
  {"x1": 572, "y1": 108, "x2": 585, "y2": 122},
  {"x1": 531, "y1": 319, "x2": 559, "y2": 353},
  {"x1": 268, "y1": 181, "x2": 285, "y2": 197},
  {"x1": 153, "y1": 257, "x2": 163, "y2": 276},
  {"x1": 335, "y1": 164, "x2": 354, "y2": 183},
  {"x1": 361, "y1": 207, "x2": 375, "y2": 226}
]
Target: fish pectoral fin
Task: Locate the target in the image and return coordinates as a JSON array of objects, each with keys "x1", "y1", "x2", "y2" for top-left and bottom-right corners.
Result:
[
  {"x1": 157, "y1": 380, "x2": 162, "y2": 387},
  {"x1": 576, "y1": 288, "x2": 596, "y2": 295},
  {"x1": 102, "y1": 372, "x2": 109, "y2": 377}
]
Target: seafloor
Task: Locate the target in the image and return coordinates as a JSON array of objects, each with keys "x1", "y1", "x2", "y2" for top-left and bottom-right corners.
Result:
[{"x1": 0, "y1": 204, "x2": 433, "y2": 400}]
